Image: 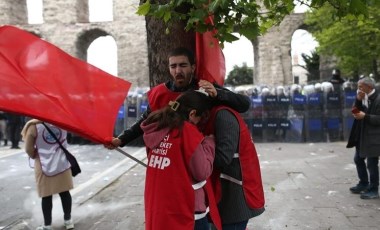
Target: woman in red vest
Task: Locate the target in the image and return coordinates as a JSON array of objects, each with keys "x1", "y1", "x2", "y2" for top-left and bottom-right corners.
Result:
[
  {"x1": 140, "y1": 90, "x2": 221, "y2": 230},
  {"x1": 203, "y1": 105, "x2": 265, "y2": 230}
]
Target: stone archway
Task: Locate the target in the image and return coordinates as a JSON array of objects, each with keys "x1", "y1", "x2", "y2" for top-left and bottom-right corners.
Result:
[
  {"x1": 75, "y1": 28, "x2": 109, "y2": 61},
  {"x1": 254, "y1": 13, "x2": 306, "y2": 86}
]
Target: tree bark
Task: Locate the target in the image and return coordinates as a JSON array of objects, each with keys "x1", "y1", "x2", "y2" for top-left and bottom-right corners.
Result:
[{"x1": 372, "y1": 58, "x2": 378, "y2": 81}]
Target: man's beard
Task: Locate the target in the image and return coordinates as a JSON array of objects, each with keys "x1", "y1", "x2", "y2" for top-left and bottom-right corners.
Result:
[{"x1": 174, "y1": 73, "x2": 193, "y2": 87}]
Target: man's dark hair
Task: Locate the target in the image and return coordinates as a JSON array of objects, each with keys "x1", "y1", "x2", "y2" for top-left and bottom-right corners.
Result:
[{"x1": 169, "y1": 47, "x2": 195, "y2": 65}]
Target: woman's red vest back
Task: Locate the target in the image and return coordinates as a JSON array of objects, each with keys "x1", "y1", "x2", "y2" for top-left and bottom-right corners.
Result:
[{"x1": 204, "y1": 106, "x2": 265, "y2": 209}]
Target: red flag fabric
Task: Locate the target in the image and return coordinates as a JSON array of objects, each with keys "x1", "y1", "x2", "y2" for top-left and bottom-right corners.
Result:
[
  {"x1": 195, "y1": 17, "x2": 226, "y2": 86},
  {"x1": 0, "y1": 25, "x2": 131, "y2": 144}
]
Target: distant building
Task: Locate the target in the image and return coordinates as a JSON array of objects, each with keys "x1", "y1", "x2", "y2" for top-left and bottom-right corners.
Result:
[{"x1": 292, "y1": 51, "x2": 308, "y2": 84}]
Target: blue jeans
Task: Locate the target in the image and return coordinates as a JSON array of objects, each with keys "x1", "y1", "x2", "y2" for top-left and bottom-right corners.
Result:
[
  {"x1": 194, "y1": 216, "x2": 209, "y2": 230},
  {"x1": 354, "y1": 147, "x2": 379, "y2": 188}
]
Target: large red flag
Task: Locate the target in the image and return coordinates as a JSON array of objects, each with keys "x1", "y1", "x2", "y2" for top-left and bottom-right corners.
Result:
[
  {"x1": 195, "y1": 17, "x2": 226, "y2": 86},
  {"x1": 0, "y1": 25, "x2": 131, "y2": 144}
]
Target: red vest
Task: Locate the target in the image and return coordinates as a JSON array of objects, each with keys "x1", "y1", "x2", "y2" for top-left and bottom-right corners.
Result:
[
  {"x1": 204, "y1": 106, "x2": 265, "y2": 209},
  {"x1": 147, "y1": 83, "x2": 182, "y2": 111},
  {"x1": 144, "y1": 122, "x2": 221, "y2": 230}
]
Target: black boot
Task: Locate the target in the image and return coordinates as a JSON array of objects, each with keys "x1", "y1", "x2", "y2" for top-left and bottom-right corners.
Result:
[
  {"x1": 360, "y1": 187, "x2": 379, "y2": 199},
  {"x1": 3, "y1": 139, "x2": 7, "y2": 146}
]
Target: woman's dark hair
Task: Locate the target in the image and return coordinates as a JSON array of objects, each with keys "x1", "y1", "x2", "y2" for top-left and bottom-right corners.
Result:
[{"x1": 145, "y1": 91, "x2": 212, "y2": 130}]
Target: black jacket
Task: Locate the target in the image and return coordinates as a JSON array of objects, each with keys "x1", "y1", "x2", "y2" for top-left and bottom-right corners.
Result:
[{"x1": 347, "y1": 90, "x2": 380, "y2": 157}]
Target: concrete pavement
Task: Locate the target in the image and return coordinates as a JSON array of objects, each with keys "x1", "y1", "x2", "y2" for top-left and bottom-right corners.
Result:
[
  {"x1": 3, "y1": 142, "x2": 380, "y2": 229},
  {"x1": 74, "y1": 142, "x2": 380, "y2": 230},
  {"x1": 0, "y1": 141, "x2": 25, "y2": 157}
]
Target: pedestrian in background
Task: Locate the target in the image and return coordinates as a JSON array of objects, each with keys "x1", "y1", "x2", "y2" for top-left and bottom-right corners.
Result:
[
  {"x1": 0, "y1": 111, "x2": 7, "y2": 146},
  {"x1": 21, "y1": 119, "x2": 75, "y2": 230},
  {"x1": 7, "y1": 113, "x2": 23, "y2": 149},
  {"x1": 347, "y1": 76, "x2": 380, "y2": 199},
  {"x1": 141, "y1": 90, "x2": 220, "y2": 230},
  {"x1": 329, "y1": 68, "x2": 345, "y2": 92}
]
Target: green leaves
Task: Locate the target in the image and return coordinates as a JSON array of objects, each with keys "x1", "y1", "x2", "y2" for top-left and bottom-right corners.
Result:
[
  {"x1": 137, "y1": 0, "x2": 372, "y2": 45},
  {"x1": 136, "y1": 1, "x2": 150, "y2": 16},
  {"x1": 223, "y1": 33, "x2": 239, "y2": 43},
  {"x1": 305, "y1": 3, "x2": 380, "y2": 78},
  {"x1": 225, "y1": 62, "x2": 253, "y2": 86},
  {"x1": 163, "y1": 11, "x2": 171, "y2": 22},
  {"x1": 240, "y1": 26, "x2": 260, "y2": 41}
]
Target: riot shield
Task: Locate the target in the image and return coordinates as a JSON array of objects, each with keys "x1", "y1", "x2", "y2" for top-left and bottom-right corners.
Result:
[
  {"x1": 276, "y1": 86, "x2": 290, "y2": 142},
  {"x1": 285, "y1": 85, "x2": 306, "y2": 142},
  {"x1": 251, "y1": 94, "x2": 263, "y2": 142},
  {"x1": 342, "y1": 84, "x2": 356, "y2": 140},
  {"x1": 305, "y1": 84, "x2": 325, "y2": 142},
  {"x1": 262, "y1": 89, "x2": 278, "y2": 142},
  {"x1": 323, "y1": 82, "x2": 343, "y2": 142}
]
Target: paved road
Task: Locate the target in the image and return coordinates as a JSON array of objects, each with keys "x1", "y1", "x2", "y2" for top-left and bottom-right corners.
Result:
[
  {"x1": 0, "y1": 143, "x2": 146, "y2": 230},
  {"x1": 3, "y1": 142, "x2": 380, "y2": 230}
]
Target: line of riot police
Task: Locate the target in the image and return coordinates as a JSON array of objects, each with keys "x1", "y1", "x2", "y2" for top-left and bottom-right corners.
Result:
[
  {"x1": 118, "y1": 79, "x2": 380, "y2": 144},
  {"x1": 239, "y1": 80, "x2": 360, "y2": 143}
]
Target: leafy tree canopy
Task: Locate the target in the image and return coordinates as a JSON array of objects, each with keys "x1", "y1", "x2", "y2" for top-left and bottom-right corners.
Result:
[
  {"x1": 137, "y1": 0, "x2": 378, "y2": 44},
  {"x1": 301, "y1": 51, "x2": 320, "y2": 83},
  {"x1": 225, "y1": 63, "x2": 253, "y2": 86},
  {"x1": 305, "y1": 4, "x2": 380, "y2": 78}
]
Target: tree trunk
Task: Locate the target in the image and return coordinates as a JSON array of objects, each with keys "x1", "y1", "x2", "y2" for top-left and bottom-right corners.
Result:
[
  {"x1": 372, "y1": 58, "x2": 378, "y2": 81},
  {"x1": 143, "y1": 1, "x2": 195, "y2": 87}
]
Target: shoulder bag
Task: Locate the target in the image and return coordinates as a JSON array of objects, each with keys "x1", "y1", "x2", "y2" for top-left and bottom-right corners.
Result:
[{"x1": 42, "y1": 123, "x2": 81, "y2": 177}]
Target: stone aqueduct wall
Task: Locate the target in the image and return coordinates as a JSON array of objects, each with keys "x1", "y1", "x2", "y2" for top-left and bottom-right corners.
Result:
[
  {"x1": 0, "y1": 0, "x2": 149, "y2": 88},
  {"x1": 254, "y1": 13, "x2": 306, "y2": 86},
  {"x1": 255, "y1": 13, "x2": 334, "y2": 86},
  {"x1": 0, "y1": 1, "x2": 329, "y2": 87}
]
